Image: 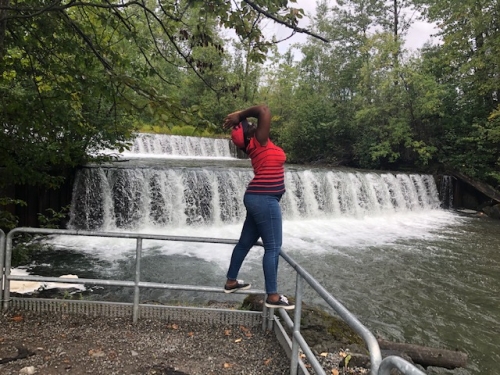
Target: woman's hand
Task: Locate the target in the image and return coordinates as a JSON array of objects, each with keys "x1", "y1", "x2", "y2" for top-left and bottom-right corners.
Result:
[{"x1": 222, "y1": 111, "x2": 241, "y2": 130}]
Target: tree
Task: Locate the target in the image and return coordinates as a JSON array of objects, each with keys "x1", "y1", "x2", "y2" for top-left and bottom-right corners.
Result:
[
  {"x1": 414, "y1": 0, "x2": 500, "y2": 184},
  {"x1": 0, "y1": 0, "x2": 325, "y2": 188},
  {"x1": 0, "y1": 0, "x2": 330, "y2": 229}
]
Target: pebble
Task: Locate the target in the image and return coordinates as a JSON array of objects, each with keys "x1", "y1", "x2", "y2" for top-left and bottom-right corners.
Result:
[{"x1": 19, "y1": 366, "x2": 36, "y2": 374}]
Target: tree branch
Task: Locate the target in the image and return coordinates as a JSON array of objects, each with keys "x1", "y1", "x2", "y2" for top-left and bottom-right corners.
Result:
[
  {"x1": 242, "y1": 0, "x2": 329, "y2": 43},
  {"x1": 59, "y1": 9, "x2": 113, "y2": 71}
]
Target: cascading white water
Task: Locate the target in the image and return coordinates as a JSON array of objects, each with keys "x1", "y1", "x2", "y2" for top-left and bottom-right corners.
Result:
[
  {"x1": 70, "y1": 134, "x2": 443, "y2": 230},
  {"x1": 68, "y1": 166, "x2": 441, "y2": 231},
  {"x1": 125, "y1": 133, "x2": 234, "y2": 158}
]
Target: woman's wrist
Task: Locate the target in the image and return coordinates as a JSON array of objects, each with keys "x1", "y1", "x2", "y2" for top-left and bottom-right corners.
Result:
[{"x1": 237, "y1": 111, "x2": 246, "y2": 123}]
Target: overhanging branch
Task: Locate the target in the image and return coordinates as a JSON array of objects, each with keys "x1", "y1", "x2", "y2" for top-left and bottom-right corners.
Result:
[{"x1": 242, "y1": 0, "x2": 329, "y2": 43}]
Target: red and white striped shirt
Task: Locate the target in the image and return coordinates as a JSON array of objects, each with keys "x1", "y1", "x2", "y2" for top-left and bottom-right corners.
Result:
[{"x1": 246, "y1": 138, "x2": 286, "y2": 195}]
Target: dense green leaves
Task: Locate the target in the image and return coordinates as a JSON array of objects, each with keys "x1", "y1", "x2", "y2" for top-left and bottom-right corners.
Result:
[
  {"x1": 0, "y1": 0, "x2": 311, "y2": 191},
  {"x1": 1, "y1": 0, "x2": 500, "y2": 227}
]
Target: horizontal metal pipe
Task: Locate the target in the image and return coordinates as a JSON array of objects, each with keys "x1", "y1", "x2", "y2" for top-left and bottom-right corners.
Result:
[
  {"x1": 7, "y1": 275, "x2": 266, "y2": 294},
  {"x1": 7, "y1": 227, "x2": 242, "y2": 245}
]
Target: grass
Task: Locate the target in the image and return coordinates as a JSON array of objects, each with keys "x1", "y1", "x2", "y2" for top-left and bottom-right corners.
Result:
[{"x1": 135, "y1": 124, "x2": 228, "y2": 139}]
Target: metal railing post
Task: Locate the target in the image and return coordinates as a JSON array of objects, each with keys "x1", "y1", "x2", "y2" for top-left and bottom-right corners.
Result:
[
  {"x1": 3, "y1": 230, "x2": 13, "y2": 311},
  {"x1": 290, "y1": 273, "x2": 303, "y2": 375},
  {"x1": 266, "y1": 306, "x2": 275, "y2": 331},
  {"x1": 0, "y1": 229, "x2": 5, "y2": 309},
  {"x1": 280, "y1": 250, "x2": 382, "y2": 375},
  {"x1": 262, "y1": 304, "x2": 269, "y2": 331},
  {"x1": 132, "y1": 238, "x2": 143, "y2": 323}
]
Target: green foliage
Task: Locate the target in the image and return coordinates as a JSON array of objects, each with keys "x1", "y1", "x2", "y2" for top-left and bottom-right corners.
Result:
[
  {"x1": 440, "y1": 116, "x2": 500, "y2": 186},
  {"x1": 135, "y1": 123, "x2": 172, "y2": 135},
  {"x1": 0, "y1": 197, "x2": 26, "y2": 231},
  {"x1": 170, "y1": 125, "x2": 197, "y2": 136},
  {"x1": 1, "y1": 2, "x2": 136, "y2": 189},
  {"x1": 37, "y1": 205, "x2": 70, "y2": 229},
  {"x1": 1, "y1": 0, "x2": 308, "y2": 226},
  {"x1": 414, "y1": 0, "x2": 500, "y2": 182},
  {"x1": 279, "y1": 90, "x2": 355, "y2": 164},
  {"x1": 9, "y1": 234, "x2": 39, "y2": 267}
]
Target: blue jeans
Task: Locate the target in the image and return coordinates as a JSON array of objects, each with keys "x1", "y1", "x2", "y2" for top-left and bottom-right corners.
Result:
[{"x1": 226, "y1": 193, "x2": 283, "y2": 294}]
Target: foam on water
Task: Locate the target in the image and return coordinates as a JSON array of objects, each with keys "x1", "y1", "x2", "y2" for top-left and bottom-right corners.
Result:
[
  {"x1": 45, "y1": 209, "x2": 464, "y2": 269},
  {"x1": 9, "y1": 268, "x2": 86, "y2": 294}
]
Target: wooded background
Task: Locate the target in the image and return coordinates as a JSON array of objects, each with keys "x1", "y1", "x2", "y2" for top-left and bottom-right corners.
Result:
[{"x1": 1, "y1": 0, "x2": 499, "y2": 229}]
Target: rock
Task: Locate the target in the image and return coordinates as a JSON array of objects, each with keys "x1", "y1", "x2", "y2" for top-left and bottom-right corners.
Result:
[
  {"x1": 242, "y1": 295, "x2": 365, "y2": 354},
  {"x1": 19, "y1": 366, "x2": 36, "y2": 374},
  {"x1": 299, "y1": 305, "x2": 366, "y2": 354},
  {"x1": 242, "y1": 294, "x2": 266, "y2": 311},
  {"x1": 483, "y1": 203, "x2": 500, "y2": 219},
  {"x1": 339, "y1": 353, "x2": 370, "y2": 368}
]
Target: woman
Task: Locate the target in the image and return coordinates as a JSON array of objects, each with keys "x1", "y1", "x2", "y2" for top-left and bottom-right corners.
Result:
[{"x1": 222, "y1": 104, "x2": 294, "y2": 310}]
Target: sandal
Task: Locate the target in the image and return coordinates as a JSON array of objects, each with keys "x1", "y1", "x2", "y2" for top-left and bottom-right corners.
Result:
[{"x1": 224, "y1": 280, "x2": 251, "y2": 293}]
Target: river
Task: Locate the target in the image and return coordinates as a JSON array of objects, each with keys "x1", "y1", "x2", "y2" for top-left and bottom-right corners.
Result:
[{"x1": 31, "y1": 134, "x2": 499, "y2": 375}]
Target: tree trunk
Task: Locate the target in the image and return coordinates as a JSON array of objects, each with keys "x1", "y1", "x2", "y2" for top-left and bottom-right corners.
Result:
[
  {"x1": 0, "y1": 0, "x2": 9, "y2": 61},
  {"x1": 378, "y1": 339, "x2": 468, "y2": 369}
]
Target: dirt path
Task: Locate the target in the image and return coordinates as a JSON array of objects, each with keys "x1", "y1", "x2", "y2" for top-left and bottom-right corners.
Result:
[{"x1": 1, "y1": 310, "x2": 291, "y2": 375}]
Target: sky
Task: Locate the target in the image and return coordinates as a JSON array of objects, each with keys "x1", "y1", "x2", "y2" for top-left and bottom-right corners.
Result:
[{"x1": 269, "y1": 0, "x2": 439, "y2": 54}]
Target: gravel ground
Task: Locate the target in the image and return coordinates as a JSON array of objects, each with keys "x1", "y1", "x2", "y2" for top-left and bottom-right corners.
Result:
[{"x1": 0, "y1": 308, "x2": 369, "y2": 375}]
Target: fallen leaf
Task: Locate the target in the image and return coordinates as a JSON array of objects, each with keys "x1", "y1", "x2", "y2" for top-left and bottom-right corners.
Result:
[
  {"x1": 234, "y1": 338, "x2": 242, "y2": 343},
  {"x1": 344, "y1": 354, "x2": 352, "y2": 368},
  {"x1": 223, "y1": 362, "x2": 232, "y2": 368},
  {"x1": 264, "y1": 358, "x2": 272, "y2": 366},
  {"x1": 11, "y1": 315, "x2": 23, "y2": 322},
  {"x1": 88, "y1": 349, "x2": 105, "y2": 358},
  {"x1": 239, "y1": 325, "x2": 250, "y2": 332},
  {"x1": 300, "y1": 353, "x2": 306, "y2": 359},
  {"x1": 224, "y1": 329, "x2": 231, "y2": 336},
  {"x1": 108, "y1": 350, "x2": 117, "y2": 360},
  {"x1": 187, "y1": 332, "x2": 194, "y2": 337},
  {"x1": 331, "y1": 369, "x2": 339, "y2": 375},
  {"x1": 171, "y1": 324, "x2": 179, "y2": 330},
  {"x1": 320, "y1": 352, "x2": 328, "y2": 357},
  {"x1": 244, "y1": 332, "x2": 253, "y2": 337}
]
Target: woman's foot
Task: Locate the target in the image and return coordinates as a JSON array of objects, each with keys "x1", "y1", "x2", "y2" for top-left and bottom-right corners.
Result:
[
  {"x1": 265, "y1": 294, "x2": 295, "y2": 310},
  {"x1": 224, "y1": 280, "x2": 251, "y2": 293}
]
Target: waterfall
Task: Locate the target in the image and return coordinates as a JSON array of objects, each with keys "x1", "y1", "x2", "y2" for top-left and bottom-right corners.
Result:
[
  {"x1": 439, "y1": 175, "x2": 455, "y2": 208},
  {"x1": 68, "y1": 167, "x2": 441, "y2": 231},
  {"x1": 69, "y1": 134, "x2": 443, "y2": 230},
  {"x1": 125, "y1": 133, "x2": 234, "y2": 158}
]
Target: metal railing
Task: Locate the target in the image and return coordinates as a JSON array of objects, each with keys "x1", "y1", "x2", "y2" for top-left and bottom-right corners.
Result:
[
  {"x1": 1, "y1": 227, "x2": 425, "y2": 375},
  {"x1": 0, "y1": 229, "x2": 5, "y2": 302}
]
